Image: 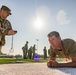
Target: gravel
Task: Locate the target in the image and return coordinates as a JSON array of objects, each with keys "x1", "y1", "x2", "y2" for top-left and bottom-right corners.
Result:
[{"x1": 0, "y1": 63, "x2": 76, "y2": 75}]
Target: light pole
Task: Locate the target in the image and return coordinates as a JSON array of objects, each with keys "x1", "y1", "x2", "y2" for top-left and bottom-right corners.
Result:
[
  {"x1": 36, "y1": 39, "x2": 39, "y2": 55},
  {"x1": 34, "y1": 39, "x2": 40, "y2": 62}
]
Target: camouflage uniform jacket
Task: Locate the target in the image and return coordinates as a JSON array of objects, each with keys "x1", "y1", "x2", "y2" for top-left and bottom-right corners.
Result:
[
  {"x1": 0, "y1": 17, "x2": 12, "y2": 46},
  {"x1": 50, "y1": 39, "x2": 76, "y2": 59}
]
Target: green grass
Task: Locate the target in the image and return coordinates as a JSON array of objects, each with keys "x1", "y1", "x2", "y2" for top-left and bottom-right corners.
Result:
[
  {"x1": 0, "y1": 58, "x2": 70, "y2": 64},
  {"x1": 0, "y1": 58, "x2": 48, "y2": 64},
  {"x1": 0, "y1": 58, "x2": 16, "y2": 64}
]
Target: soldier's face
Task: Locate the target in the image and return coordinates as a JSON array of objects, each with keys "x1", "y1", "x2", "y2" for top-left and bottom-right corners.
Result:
[
  {"x1": 48, "y1": 35, "x2": 61, "y2": 49},
  {"x1": 1, "y1": 10, "x2": 10, "y2": 19}
]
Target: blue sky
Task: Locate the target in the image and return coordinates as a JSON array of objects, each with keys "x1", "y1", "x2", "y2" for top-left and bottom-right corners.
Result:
[{"x1": 0, "y1": 0, "x2": 76, "y2": 55}]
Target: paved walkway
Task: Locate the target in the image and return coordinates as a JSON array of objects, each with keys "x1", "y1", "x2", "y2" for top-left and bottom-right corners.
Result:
[{"x1": 0, "y1": 63, "x2": 76, "y2": 75}]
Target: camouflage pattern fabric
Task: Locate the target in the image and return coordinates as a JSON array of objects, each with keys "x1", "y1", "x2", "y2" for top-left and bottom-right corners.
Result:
[
  {"x1": 0, "y1": 17, "x2": 12, "y2": 46},
  {"x1": 50, "y1": 39, "x2": 76, "y2": 59}
]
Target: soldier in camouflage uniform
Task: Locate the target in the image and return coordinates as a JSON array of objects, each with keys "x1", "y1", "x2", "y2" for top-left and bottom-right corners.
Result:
[
  {"x1": 28, "y1": 46, "x2": 32, "y2": 59},
  {"x1": 22, "y1": 47, "x2": 25, "y2": 59},
  {"x1": 48, "y1": 48, "x2": 50, "y2": 57},
  {"x1": 47, "y1": 31, "x2": 76, "y2": 68},
  {"x1": 0, "y1": 5, "x2": 17, "y2": 54},
  {"x1": 43, "y1": 46, "x2": 47, "y2": 59},
  {"x1": 32, "y1": 44, "x2": 36, "y2": 59},
  {"x1": 22, "y1": 41, "x2": 28, "y2": 59}
]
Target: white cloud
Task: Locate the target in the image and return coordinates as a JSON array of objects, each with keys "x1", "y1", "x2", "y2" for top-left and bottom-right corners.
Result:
[{"x1": 56, "y1": 10, "x2": 70, "y2": 25}]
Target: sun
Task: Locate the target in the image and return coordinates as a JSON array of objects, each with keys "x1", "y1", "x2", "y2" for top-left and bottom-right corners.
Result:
[{"x1": 33, "y1": 16, "x2": 44, "y2": 30}]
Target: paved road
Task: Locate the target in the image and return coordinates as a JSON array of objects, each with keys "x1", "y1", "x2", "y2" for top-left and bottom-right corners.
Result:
[{"x1": 0, "y1": 63, "x2": 76, "y2": 75}]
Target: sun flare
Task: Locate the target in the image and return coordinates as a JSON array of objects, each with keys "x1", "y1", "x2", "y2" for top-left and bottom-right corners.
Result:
[{"x1": 33, "y1": 16, "x2": 44, "y2": 30}]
